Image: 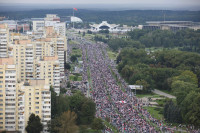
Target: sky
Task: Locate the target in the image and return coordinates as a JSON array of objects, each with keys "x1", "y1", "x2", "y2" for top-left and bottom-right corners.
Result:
[
  {"x1": 0, "y1": 0, "x2": 199, "y2": 5},
  {"x1": 0, "y1": 0, "x2": 200, "y2": 11}
]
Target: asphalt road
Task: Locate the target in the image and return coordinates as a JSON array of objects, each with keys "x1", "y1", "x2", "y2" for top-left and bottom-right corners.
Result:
[{"x1": 152, "y1": 89, "x2": 176, "y2": 99}]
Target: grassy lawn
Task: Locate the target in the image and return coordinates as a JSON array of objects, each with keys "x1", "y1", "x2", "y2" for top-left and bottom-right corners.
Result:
[
  {"x1": 136, "y1": 93, "x2": 161, "y2": 98},
  {"x1": 71, "y1": 47, "x2": 82, "y2": 57},
  {"x1": 143, "y1": 106, "x2": 164, "y2": 121},
  {"x1": 107, "y1": 48, "x2": 118, "y2": 60},
  {"x1": 69, "y1": 40, "x2": 79, "y2": 45},
  {"x1": 69, "y1": 75, "x2": 82, "y2": 81}
]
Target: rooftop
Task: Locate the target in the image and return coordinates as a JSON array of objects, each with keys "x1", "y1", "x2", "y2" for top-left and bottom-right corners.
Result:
[{"x1": 0, "y1": 57, "x2": 14, "y2": 65}]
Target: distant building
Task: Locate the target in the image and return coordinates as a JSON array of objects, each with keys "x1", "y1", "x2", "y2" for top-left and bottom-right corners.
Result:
[
  {"x1": 142, "y1": 21, "x2": 200, "y2": 31},
  {"x1": 0, "y1": 20, "x2": 17, "y2": 31},
  {"x1": 90, "y1": 21, "x2": 134, "y2": 33},
  {"x1": 129, "y1": 85, "x2": 143, "y2": 90},
  {"x1": 17, "y1": 23, "x2": 30, "y2": 32},
  {"x1": 44, "y1": 14, "x2": 60, "y2": 21},
  {"x1": 90, "y1": 21, "x2": 119, "y2": 32}
]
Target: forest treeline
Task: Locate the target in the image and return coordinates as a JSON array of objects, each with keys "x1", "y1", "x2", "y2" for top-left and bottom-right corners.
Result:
[
  {"x1": 1, "y1": 9, "x2": 200, "y2": 26},
  {"x1": 116, "y1": 48, "x2": 200, "y2": 126},
  {"x1": 108, "y1": 29, "x2": 200, "y2": 53}
]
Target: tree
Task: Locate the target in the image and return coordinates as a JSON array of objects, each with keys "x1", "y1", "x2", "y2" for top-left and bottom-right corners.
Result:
[
  {"x1": 56, "y1": 111, "x2": 79, "y2": 133},
  {"x1": 80, "y1": 98, "x2": 96, "y2": 125},
  {"x1": 47, "y1": 117, "x2": 60, "y2": 133},
  {"x1": 135, "y1": 79, "x2": 151, "y2": 93},
  {"x1": 25, "y1": 114, "x2": 43, "y2": 133},
  {"x1": 181, "y1": 91, "x2": 200, "y2": 127},
  {"x1": 50, "y1": 86, "x2": 57, "y2": 118},
  {"x1": 164, "y1": 100, "x2": 182, "y2": 123},
  {"x1": 70, "y1": 55, "x2": 77, "y2": 62},
  {"x1": 82, "y1": 32, "x2": 85, "y2": 37},
  {"x1": 67, "y1": 81, "x2": 71, "y2": 88},
  {"x1": 60, "y1": 88, "x2": 67, "y2": 94},
  {"x1": 69, "y1": 91, "x2": 85, "y2": 124},
  {"x1": 65, "y1": 63, "x2": 71, "y2": 70},
  {"x1": 91, "y1": 118, "x2": 105, "y2": 131},
  {"x1": 171, "y1": 80, "x2": 197, "y2": 105}
]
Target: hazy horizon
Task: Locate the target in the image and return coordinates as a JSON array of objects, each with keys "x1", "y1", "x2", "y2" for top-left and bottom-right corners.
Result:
[{"x1": 0, "y1": 0, "x2": 200, "y2": 12}]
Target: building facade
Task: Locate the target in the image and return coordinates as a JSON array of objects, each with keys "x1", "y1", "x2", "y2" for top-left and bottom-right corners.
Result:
[{"x1": 0, "y1": 24, "x2": 9, "y2": 58}]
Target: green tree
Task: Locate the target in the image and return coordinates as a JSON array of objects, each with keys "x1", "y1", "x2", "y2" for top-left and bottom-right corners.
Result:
[
  {"x1": 70, "y1": 55, "x2": 77, "y2": 62},
  {"x1": 82, "y1": 32, "x2": 85, "y2": 37},
  {"x1": 47, "y1": 117, "x2": 60, "y2": 133},
  {"x1": 25, "y1": 114, "x2": 43, "y2": 133},
  {"x1": 135, "y1": 79, "x2": 151, "y2": 93},
  {"x1": 50, "y1": 86, "x2": 57, "y2": 118},
  {"x1": 181, "y1": 91, "x2": 200, "y2": 126},
  {"x1": 60, "y1": 88, "x2": 67, "y2": 94},
  {"x1": 171, "y1": 80, "x2": 197, "y2": 105},
  {"x1": 80, "y1": 98, "x2": 96, "y2": 125},
  {"x1": 164, "y1": 100, "x2": 182, "y2": 123},
  {"x1": 56, "y1": 111, "x2": 79, "y2": 133},
  {"x1": 91, "y1": 118, "x2": 105, "y2": 131},
  {"x1": 69, "y1": 91, "x2": 85, "y2": 124},
  {"x1": 65, "y1": 63, "x2": 71, "y2": 70}
]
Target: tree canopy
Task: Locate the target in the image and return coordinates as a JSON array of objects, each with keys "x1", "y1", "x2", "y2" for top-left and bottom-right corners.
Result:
[{"x1": 25, "y1": 114, "x2": 43, "y2": 133}]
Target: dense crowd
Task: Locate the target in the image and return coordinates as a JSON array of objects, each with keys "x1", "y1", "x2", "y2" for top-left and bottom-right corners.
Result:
[
  {"x1": 80, "y1": 43, "x2": 172, "y2": 133},
  {"x1": 68, "y1": 37, "x2": 200, "y2": 133}
]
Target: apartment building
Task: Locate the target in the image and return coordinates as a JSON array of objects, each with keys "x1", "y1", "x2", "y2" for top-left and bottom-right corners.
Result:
[
  {"x1": 13, "y1": 39, "x2": 62, "y2": 94},
  {"x1": 32, "y1": 20, "x2": 45, "y2": 31},
  {"x1": 16, "y1": 79, "x2": 51, "y2": 133},
  {"x1": 0, "y1": 58, "x2": 51, "y2": 132},
  {"x1": 0, "y1": 24, "x2": 9, "y2": 58},
  {"x1": 13, "y1": 40, "x2": 36, "y2": 82},
  {"x1": 0, "y1": 57, "x2": 17, "y2": 131},
  {"x1": 35, "y1": 56, "x2": 60, "y2": 95}
]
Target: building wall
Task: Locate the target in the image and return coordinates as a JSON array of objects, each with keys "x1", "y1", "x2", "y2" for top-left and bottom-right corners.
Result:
[
  {"x1": 0, "y1": 24, "x2": 9, "y2": 58},
  {"x1": 32, "y1": 21, "x2": 45, "y2": 31},
  {"x1": 0, "y1": 58, "x2": 17, "y2": 131}
]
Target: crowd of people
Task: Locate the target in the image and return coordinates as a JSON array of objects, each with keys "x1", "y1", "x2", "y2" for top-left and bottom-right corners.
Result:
[
  {"x1": 80, "y1": 43, "x2": 174, "y2": 133},
  {"x1": 68, "y1": 37, "x2": 200, "y2": 133}
]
